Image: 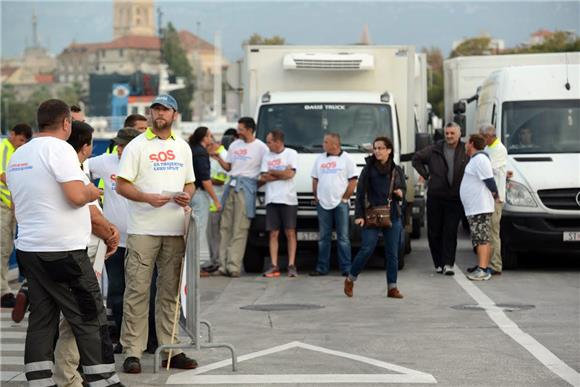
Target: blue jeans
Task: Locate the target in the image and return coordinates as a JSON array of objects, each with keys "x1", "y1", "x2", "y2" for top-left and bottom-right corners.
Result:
[
  {"x1": 349, "y1": 217, "x2": 402, "y2": 286},
  {"x1": 191, "y1": 190, "x2": 211, "y2": 266},
  {"x1": 316, "y1": 202, "x2": 351, "y2": 274}
]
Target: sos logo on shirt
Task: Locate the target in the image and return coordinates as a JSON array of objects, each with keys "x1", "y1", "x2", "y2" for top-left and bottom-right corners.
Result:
[
  {"x1": 267, "y1": 158, "x2": 286, "y2": 171},
  {"x1": 232, "y1": 148, "x2": 251, "y2": 161},
  {"x1": 148, "y1": 150, "x2": 184, "y2": 171},
  {"x1": 320, "y1": 161, "x2": 341, "y2": 174}
]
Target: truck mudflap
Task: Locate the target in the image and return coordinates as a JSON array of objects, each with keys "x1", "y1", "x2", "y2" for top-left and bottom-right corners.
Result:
[{"x1": 500, "y1": 212, "x2": 580, "y2": 268}]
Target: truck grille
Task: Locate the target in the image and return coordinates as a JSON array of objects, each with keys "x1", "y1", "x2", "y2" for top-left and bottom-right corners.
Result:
[{"x1": 537, "y1": 188, "x2": 580, "y2": 211}]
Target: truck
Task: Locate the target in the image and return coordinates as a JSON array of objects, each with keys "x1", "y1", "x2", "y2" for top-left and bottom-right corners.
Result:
[
  {"x1": 444, "y1": 52, "x2": 580, "y2": 135},
  {"x1": 473, "y1": 64, "x2": 580, "y2": 267},
  {"x1": 239, "y1": 45, "x2": 427, "y2": 272}
]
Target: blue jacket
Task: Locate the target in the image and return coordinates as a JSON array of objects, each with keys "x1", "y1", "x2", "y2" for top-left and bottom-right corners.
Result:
[{"x1": 221, "y1": 176, "x2": 259, "y2": 219}]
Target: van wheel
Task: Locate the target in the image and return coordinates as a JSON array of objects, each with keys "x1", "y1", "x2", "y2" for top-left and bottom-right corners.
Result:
[
  {"x1": 411, "y1": 217, "x2": 421, "y2": 239},
  {"x1": 243, "y1": 245, "x2": 266, "y2": 273},
  {"x1": 397, "y1": 253, "x2": 405, "y2": 270},
  {"x1": 501, "y1": 244, "x2": 519, "y2": 270}
]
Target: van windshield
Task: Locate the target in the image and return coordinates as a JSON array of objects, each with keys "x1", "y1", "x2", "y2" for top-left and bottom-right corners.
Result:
[
  {"x1": 256, "y1": 103, "x2": 393, "y2": 152},
  {"x1": 502, "y1": 100, "x2": 580, "y2": 154}
]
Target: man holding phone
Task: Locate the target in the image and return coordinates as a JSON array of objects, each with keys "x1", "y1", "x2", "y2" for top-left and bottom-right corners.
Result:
[{"x1": 115, "y1": 95, "x2": 197, "y2": 373}]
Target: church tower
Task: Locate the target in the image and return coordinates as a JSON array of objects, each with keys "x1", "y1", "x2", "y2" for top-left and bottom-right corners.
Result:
[{"x1": 113, "y1": 0, "x2": 156, "y2": 38}]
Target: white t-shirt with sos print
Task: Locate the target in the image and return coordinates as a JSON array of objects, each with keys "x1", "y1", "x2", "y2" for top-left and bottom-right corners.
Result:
[
  {"x1": 117, "y1": 129, "x2": 195, "y2": 236},
  {"x1": 89, "y1": 153, "x2": 129, "y2": 247},
  {"x1": 260, "y1": 147, "x2": 298, "y2": 205},
  {"x1": 6, "y1": 136, "x2": 91, "y2": 252},
  {"x1": 311, "y1": 151, "x2": 357, "y2": 210},
  {"x1": 226, "y1": 139, "x2": 268, "y2": 179}
]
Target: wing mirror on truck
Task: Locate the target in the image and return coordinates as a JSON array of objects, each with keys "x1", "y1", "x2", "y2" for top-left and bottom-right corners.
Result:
[{"x1": 453, "y1": 100, "x2": 467, "y2": 137}]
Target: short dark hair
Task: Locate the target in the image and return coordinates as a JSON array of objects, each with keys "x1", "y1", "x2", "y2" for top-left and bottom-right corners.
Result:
[
  {"x1": 67, "y1": 121, "x2": 94, "y2": 152},
  {"x1": 124, "y1": 114, "x2": 148, "y2": 128},
  {"x1": 189, "y1": 126, "x2": 209, "y2": 147},
  {"x1": 238, "y1": 117, "x2": 255, "y2": 132},
  {"x1": 223, "y1": 128, "x2": 239, "y2": 138},
  {"x1": 11, "y1": 123, "x2": 33, "y2": 140},
  {"x1": 267, "y1": 129, "x2": 285, "y2": 143},
  {"x1": 324, "y1": 132, "x2": 341, "y2": 143},
  {"x1": 37, "y1": 99, "x2": 71, "y2": 132},
  {"x1": 70, "y1": 104, "x2": 82, "y2": 113},
  {"x1": 469, "y1": 133, "x2": 486, "y2": 151}
]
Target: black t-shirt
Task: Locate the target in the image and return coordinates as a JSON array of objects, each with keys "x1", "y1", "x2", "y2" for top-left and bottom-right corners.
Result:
[{"x1": 191, "y1": 144, "x2": 211, "y2": 189}]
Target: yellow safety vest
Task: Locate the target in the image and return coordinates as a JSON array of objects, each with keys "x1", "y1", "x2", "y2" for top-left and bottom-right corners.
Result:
[
  {"x1": 209, "y1": 145, "x2": 228, "y2": 212},
  {"x1": 0, "y1": 138, "x2": 15, "y2": 207}
]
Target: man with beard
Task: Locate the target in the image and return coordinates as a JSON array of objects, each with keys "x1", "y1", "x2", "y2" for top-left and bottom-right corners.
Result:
[{"x1": 116, "y1": 95, "x2": 198, "y2": 373}]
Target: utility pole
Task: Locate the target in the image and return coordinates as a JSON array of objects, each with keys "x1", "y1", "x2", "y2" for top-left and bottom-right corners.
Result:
[{"x1": 157, "y1": 7, "x2": 164, "y2": 62}]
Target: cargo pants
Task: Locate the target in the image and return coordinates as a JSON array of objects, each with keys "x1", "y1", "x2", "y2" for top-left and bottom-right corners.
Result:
[
  {"x1": 1, "y1": 201, "x2": 16, "y2": 295},
  {"x1": 218, "y1": 189, "x2": 251, "y2": 275}
]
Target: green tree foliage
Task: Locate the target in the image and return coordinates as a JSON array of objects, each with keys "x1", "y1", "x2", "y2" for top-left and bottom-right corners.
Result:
[
  {"x1": 503, "y1": 31, "x2": 580, "y2": 54},
  {"x1": 243, "y1": 33, "x2": 286, "y2": 46},
  {"x1": 56, "y1": 82, "x2": 83, "y2": 106},
  {"x1": 161, "y1": 22, "x2": 195, "y2": 120},
  {"x1": 1, "y1": 85, "x2": 59, "y2": 133},
  {"x1": 422, "y1": 47, "x2": 444, "y2": 117},
  {"x1": 450, "y1": 36, "x2": 493, "y2": 58}
]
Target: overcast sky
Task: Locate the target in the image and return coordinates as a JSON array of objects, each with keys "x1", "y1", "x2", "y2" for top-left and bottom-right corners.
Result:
[{"x1": 1, "y1": 1, "x2": 579, "y2": 61}]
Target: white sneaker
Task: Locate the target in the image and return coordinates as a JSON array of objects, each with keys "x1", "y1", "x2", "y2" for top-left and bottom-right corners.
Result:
[
  {"x1": 467, "y1": 268, "x2": 491, "y2": 281},
  {"x1": 443, "y1": 265, "x2": 455, "y2": 276},
  {"x1": 435, "y1": 266, "x2": 443, "y2": 274}
]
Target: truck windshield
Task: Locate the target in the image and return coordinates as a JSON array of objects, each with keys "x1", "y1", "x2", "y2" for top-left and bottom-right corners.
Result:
[
  {"x1": 256, "y1": 103, "x2": 393, "y2": 152},
  {"x1": 502, "y1": 100, "x2": 580, "y2": 154}
]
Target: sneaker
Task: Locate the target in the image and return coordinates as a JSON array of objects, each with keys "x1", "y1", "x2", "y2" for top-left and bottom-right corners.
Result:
[
  {"x1": 12, "y1": 285, "x2": 29, "y2": 323},
  {"x1": 435, "y1": 266, "x2": 443, "y2": 274},
  {"x1": 467, "y1": 268, "x2": 492, "y2": 281},
  {"x1": 201, "y1": 264, "x2": 219, "y2": 273},
  {"x1": 466, "y1": 265, "x2": 479, "y2": 273},
  {"x1": 161, "y1": 353, "x2": 198, "y2": 369},
  {"x1": 387, "y1": 288, "x2": 404, "y2": 299},
  {"x1": 443, "y1": 265, "x2": 455, "y2": 276},
  {"x1": 344, "y1": 278, "x2": 354, "y2": 297},
  {"x1": 287, "y1": 265, "x2": 298, "y2": 278},
  {"x1": 489, "y1": 268, "x2": 502, "y2": 275},
  {"x1": 263, "y1": 265, "x2": 281, "y2": 278},
  {"x1": 123, "y1": 357, "x2": 141, "y2": 374},
  {"x1": 0, "y1": 293, "x2": 15, "y2": 308},
  {"x1": 309, "y1": 270, "x2": 327, "y2": 277}
]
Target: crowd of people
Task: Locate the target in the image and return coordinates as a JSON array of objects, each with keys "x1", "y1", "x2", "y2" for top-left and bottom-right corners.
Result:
[{"x1": 0, "y1": 95, "x2": 506, "y2": 385}]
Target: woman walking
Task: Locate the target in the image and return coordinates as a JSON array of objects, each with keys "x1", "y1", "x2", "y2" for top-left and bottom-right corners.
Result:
[{"x1": 344, "y1": 136, "x2": 406, "y2": 299}]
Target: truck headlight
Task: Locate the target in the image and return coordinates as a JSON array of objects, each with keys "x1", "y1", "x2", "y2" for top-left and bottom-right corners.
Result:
[{"x1": 506, "y1": 181, "x2": 537, "y2": 208}]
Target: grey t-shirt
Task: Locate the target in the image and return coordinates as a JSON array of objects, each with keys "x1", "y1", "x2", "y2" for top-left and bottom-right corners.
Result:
[{"x1": 443, "y1": 145, "x2": 455, "y2": 186}]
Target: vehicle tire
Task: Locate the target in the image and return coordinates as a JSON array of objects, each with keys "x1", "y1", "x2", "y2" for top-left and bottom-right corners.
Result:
[
  {"x1": 501, "y1": 243, "x2": 519, "y2": 270},
  {"x1": 411, "y1": 217, "x2": 421, "y2": 239},
  {"x1": 398, "y1": 249, "x2": 405, "y2": 270},
  {"x1": 243, "y1": 245, "x2": 266, "y2": 273},
  {"x1": 398, "y1": 229, "x2": 407, "y2": 270}
]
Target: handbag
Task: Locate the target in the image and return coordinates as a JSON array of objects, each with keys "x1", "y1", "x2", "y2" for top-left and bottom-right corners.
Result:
[{"x1": 364, "y1": 171, "x2": 396, "y2": 228}]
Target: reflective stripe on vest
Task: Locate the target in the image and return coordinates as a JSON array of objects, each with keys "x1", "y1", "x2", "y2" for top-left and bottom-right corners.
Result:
[{"x1": 0, "y1": 139, "x2": 14, "y2": 207}]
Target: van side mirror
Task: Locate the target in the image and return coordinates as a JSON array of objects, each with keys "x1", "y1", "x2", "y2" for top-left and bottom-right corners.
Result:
[
  {"x1": 454, "y1": 114, "x2": 467, "y2": 137},
  {"x1": 415, "y1": 132, "x2": 432, "y2": 152},
  {"x1": 453, "y1": 101, "x2": 466, "y2": 114},
  {"x1": 433, "y1": 128, "x2": 444, "y2": 142}
]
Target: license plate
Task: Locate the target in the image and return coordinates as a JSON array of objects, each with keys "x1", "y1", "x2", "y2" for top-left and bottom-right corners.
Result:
[
  {"x1": 296, "y1": 232, "x2": 337, "y2": 241},
  {"x1": 563, "y1": 231, "x2": 580, "y2": 242}
]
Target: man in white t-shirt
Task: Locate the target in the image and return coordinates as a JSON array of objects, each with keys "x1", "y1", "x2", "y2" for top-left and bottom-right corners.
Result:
[
  {"x1": 116, "y1": 94, "x2": 197, "y2": 373},
  {"x1": 259, "y1": 130, "x2": 299, "y2": 278},
  {"x1": 480, "y1": 125, "x2": 507, "y2": 275},
  {"x1": 460, "y1": 134, "x2": 499, "y2": 282},
  {"x1": 88, "y1": 127, "x2": 141, "y2": 349},
  {"x1": 6, "y1": 99, "x2": 123, "y2": 387},
  {"x1": 211, "y1": 117, "x2": 268, "y2": 277},
  {"x1": 310, "y1": 133, "x2": 357, "y2": 276}
]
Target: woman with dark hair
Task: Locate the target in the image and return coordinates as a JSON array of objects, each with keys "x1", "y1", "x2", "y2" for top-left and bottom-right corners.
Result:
[
  {"x1": 343, "y1": 136, "x2": 406, "y2": 299},
  {"x1": 189, "y1": 126, "x2": 223, "y2": 275}
]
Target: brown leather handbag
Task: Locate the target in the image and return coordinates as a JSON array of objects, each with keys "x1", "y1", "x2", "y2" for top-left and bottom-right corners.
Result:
[{"x1": 364, "y1": 172, "x2": 396, "y2": 228}]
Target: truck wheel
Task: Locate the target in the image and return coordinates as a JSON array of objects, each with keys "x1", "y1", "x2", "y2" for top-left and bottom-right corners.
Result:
[
  {"x1": 243, "y1": 245, "x2": 266, "y2": 273},
  {"x1": 411, "y1": 217, "x2": 421, "y2": 239},
  {"x1": 398, "y1": 229, "x2": 407, "y2": 270},
  {"x1": 501, "y1": 244, "x2": 519, "y2": 270},
  {"x1": 398, "y1": 249, "x2": 405, "y2": 270}
]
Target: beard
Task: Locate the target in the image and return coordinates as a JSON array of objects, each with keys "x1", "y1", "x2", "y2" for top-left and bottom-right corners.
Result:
[{"x1": 153, "y1": 117, "x2": 173, "y2": 131}]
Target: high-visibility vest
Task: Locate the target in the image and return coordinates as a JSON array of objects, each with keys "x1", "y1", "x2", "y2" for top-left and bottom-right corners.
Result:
[
  {"x1": 209, "y1": 145, "x2": 228, "y2": 212},
  {"x1": 0, "y1": 138, "x2": 15, "y2": 207}
]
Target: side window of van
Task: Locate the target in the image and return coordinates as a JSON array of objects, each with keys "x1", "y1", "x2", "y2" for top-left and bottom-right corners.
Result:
[{"x1": 491, "y1": 104, "x2": 497, "y2": 127}]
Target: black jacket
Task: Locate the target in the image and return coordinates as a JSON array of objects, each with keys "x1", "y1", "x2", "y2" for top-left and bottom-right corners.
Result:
[
  {"x1": 191, "y1": 144, "x2": 211, "y2": 189},
  {"x1": 354, "y1": 156, "x2": 406, "y2": 220},
  {"x1": 411, "y1": 140, "x2": 468, "y2": 201}
]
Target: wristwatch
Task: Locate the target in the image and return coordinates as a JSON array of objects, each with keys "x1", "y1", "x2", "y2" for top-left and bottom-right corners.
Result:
[{"x1": 341, "y1": 198, "x2": 349, "y2": 204}]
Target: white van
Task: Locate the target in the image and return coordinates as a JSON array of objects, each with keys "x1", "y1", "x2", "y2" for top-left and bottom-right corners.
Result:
[{"x1": 474, "y1": 64, "x2": 580, "y2": 267}]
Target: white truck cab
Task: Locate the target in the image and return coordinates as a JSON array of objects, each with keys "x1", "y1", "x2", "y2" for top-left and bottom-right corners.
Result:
[{"x1": 474, "y1": 64, "x2": 580, "y2": 267}]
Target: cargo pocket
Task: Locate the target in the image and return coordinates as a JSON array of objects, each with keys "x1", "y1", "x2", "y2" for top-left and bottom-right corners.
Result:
[{"x1": 37, "y1": 251, "x2": 83, "y2": 283}]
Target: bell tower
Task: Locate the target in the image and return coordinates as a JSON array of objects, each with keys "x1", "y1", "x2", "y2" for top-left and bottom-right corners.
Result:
[{"x1": 113, "y1": 0, "x2": 155, "y2": 38}]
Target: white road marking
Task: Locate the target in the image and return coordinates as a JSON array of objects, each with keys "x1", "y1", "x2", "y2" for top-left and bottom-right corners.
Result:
[
  {"x1": 454, "y1": 267, "x2": 580, "y2": 387},
  {"x1": 167, "y1": 341, "x2": 437, "y2": 384},
  {"x1": 1, "y1": 343, "x2": 24, "y2": 351},
  {"x1": 0, "y1": 332, "x2": 26, "y2": 339},
  {"x1": 1, "y1": 371, "x2": 21, "y2": 382},
  {"x1": 0, "y1": 356, "x2": 23, "y2": 365}
]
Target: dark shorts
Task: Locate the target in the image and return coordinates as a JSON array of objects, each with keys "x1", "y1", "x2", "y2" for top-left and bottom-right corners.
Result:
[
  {"x1": 466, "y1": 213, "x2": 492, "y2": 247},
  {"x1": 266, "y1": 204, "x2": 298, "y2": 231}
]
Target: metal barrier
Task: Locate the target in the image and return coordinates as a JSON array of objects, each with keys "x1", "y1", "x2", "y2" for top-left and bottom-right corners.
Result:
[{"x1": 154, "y1": 212, "x2": 238, "y2": 373}]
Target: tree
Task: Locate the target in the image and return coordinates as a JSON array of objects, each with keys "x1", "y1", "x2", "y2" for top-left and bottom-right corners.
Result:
[
  {"x1": 450, "y1": 36, "x2": 493, "y2": 58},
  {"x1": 161, "y1": 22, "x2": 195, "y2": 120},
  {"x1": 56, "y1": 82, "x2": 83, "y2": 106},
  {"x1": 243, "y1": 33, "x2": 286, "y2": 46},
  {"x1": 422, "y1": 47, "x2": 444, "y2": 117},
  {"x1": 503, "y1": 31, "x2": 580, "y2": 54}
]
